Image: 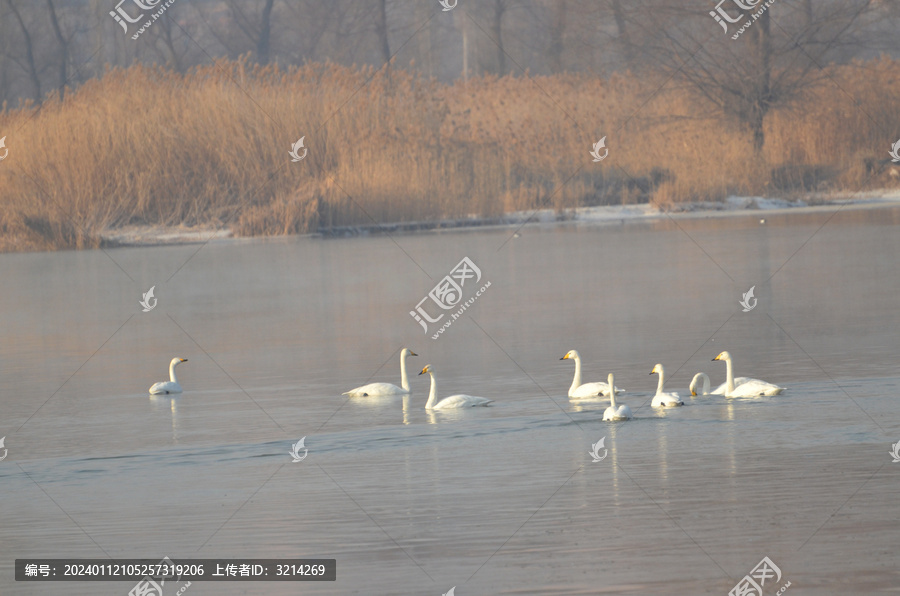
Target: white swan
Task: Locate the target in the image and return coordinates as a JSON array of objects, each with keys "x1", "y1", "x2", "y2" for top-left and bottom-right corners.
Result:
[
  {"x1": 560, "y1": 350, "x2": 623, "y2": 398},
  {"x1": 650, "y1": 364, "x2": 684, "y2": 407},
  {"x1": 689, "y1": 372, "x2": 711, "y2": 396},
  {"x1": 418, "y1": 364, "x2": 493, "y2": 409},
  {"x1": 689, "y1": 370, "x2": 752, "y2": 395},
  {"x1": 343, "y1": 348, "x2": 417, "y2": 396},
  {"x1": 712, "y1": 351, "x2": 784, "y2": 397},
  {"x1": 149, "y1": 357, "x2": 188, "y2": 394},
  {"x1": 602, "y1": 374, "x2": 632, "y2": 420}
]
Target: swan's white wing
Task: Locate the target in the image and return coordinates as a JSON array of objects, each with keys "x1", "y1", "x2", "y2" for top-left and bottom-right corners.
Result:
[
  {"x1": 728, "y1": 380, "x2": 784, "y2": 397},
  {"x1": 434, "y1": 394, "x2": 493, "y2": 409},
  {"x1": 149, "y1": 381, "x2": 182, "y2": 394},
  {"x1": 711, "y1": 377, "x2": 754, "y2": 395},
  {"x1": 343, "y1": 382, "x2": 407, "y2": 397},
  {"x1": 651, "y1": 391, "x2": 684, "y2": 407},
  {"x1": 570, "y1": 382, "x2": 624, "y2": 398},
  {"x1": 570, "y1": 382, "x2": 609, "y2": 398}
]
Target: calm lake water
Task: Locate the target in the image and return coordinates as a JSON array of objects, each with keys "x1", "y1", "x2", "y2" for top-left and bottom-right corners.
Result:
[{"x1": 2, "y1": 206, "x2": 899, "y2": 595}]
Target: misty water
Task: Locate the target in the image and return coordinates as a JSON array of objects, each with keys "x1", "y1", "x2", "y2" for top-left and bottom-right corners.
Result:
[{"x1": 2, "y1": 205, "x2": 899, "y2": 595}]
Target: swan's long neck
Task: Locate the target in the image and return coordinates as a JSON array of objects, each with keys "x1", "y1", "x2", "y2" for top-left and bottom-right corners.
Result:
[
  {"x1": 425, "y1": 372, "x2": 438, "y2": 409},
  {"x1": 570, "y1": 356, "x2": 582, "y2": 394},
  {"x1": 399, "y1": 353, "x2": 410, "y2": 391},
  {"x1": 693, "y1": 372, "x2": 710, "y2": 395},
  {"x1": 169, "y1": 361, "x2": 179, "y2": 384},
  {"x1": 655, "y1": 367, "x2": 665, "y2": 395},
  {"x1": 724, "y1": 356, "x2": 734, "y2": 394},
  {"x1": 608, "y1": 374, "x2": 617, "y2": 409}
]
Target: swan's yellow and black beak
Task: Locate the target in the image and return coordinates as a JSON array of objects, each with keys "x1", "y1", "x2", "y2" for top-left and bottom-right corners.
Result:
[
  {"x1": 712, "y1": 355, "x2": 719, "y2": 361},
  {"x1": 691, "y1": 389, "x2": 697, "y2": 396},
  {"x1": 180, "y1": 358, "x2": 188, "y2": 362},
  {"x1": 409, "y1": 351, "x2": 418, "y2": 357},
  {"x1": 418, "y1": 365, "x2": 430, "y2": 375},
  {"x1": 560, "y1": 355, "x2": 568, "y2": 360}
]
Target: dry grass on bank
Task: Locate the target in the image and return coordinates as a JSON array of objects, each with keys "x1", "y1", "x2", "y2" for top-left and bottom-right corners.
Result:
[{"x1": 0, "y1": 57, "x2": 899, "y2": 251}]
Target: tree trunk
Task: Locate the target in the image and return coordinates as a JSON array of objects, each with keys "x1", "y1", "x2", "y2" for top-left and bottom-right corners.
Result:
[
  {"x1": 375, "y1": 0, "x2": 391, "y2": 65},
  {"x1": 492, "y1": 0, "x2": 505, "y2": 75},
  {"x1": 6, "y1": 0, "x2": 41, "y2": 102},
  {"x1": 46, "y1": 0, "x2": 68, "y2": 99},
  {"x1": 548, "y1": 0, "x2": 566, "y2": 72},
  {"x1": 257, "y1": 0, "x2": 275, "y2": 65},
  {"x1": 611, "y1": 0, "x2": 631, "y2": 69},
  {"x1": 462, "y1": 8, "x2": 468, "y2": 81},
  {"x1": 160, "y1": 17, "x2": 183, "y2": 72},
  {"x1": 417, "y1": 1, "x2": 436, "y2": 77},
  {"x1": 750, "y1": 7, "x2": 771, "y2": 154}
]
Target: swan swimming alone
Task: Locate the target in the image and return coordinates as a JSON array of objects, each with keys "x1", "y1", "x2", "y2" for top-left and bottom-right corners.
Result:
[
  {"x1": 602, "y1": 373, "x2": 633, "y2": 420},
  {"x1": 343, "y1": 348, "x2": 417, "y2": 396},
  {"x1": 418, "y1": 364, "x2": 493, "y2": 409},
  {"x1": 650, "y1": 364, "x2": 684, "y2": 407},
  {"x1": 149, "y1": 357, "x2": 188, "y2": 394},
  {"x1": 712, "y1": 351, "x2": 784, "y2": 397},
  {"x1": 560, "y1": 350, "x2": 623, "y2": 398}
]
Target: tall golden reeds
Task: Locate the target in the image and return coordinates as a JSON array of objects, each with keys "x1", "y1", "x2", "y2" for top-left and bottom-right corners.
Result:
[{"x1": 0, "y1": 57, "x2": 898, "y2": 252}]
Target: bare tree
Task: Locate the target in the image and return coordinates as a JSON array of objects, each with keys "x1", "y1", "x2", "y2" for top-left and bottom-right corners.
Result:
[
  {"x1": 548, "y1": 0, "x2": 567, "y2": 72},
  {"x1": 225, "y1": 0, "x2": 278, "y2": 65},
  {"x1": 610, "y1": 0, "x2": 631, "y2": 68},
  {"x1": 5, "y1": 0, "x2": 42, "y2": 102},
  {"x1": 45, "y1": 0, "x2": 69, "y2": 98},
  {"x1": 490, "y1": 0, "x2": 508, "y2": 75},
  {"x1": 257, "y1": 0, "x2": 275, "y2": 65},
  {"x1": 647, "y1": 0, "x2": 875, "y2": 154},
  {"x1": 0, "y1": 2, "x2": 14, "y2": 105},
  {"x1": 148, "y1": 12, "x2": 188, "y2": 72},
  {"x1": 374, "y1": 0, "x2": 391, "y2": 64}
]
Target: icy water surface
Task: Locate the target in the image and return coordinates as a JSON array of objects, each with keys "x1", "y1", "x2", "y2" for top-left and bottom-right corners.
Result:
[{"x1": 2, "y1": 206, "x2": 899, "y2": 595}]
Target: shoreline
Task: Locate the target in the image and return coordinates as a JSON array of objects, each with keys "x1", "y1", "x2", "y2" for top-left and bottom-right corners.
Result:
[{"x1": 99, "y1": 191, "x2": 900, "y2": 248}]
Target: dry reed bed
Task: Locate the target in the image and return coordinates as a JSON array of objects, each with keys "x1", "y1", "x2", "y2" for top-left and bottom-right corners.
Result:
[{"x1": 0, "y1": 57, "x2": 898, "y2": 252}]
